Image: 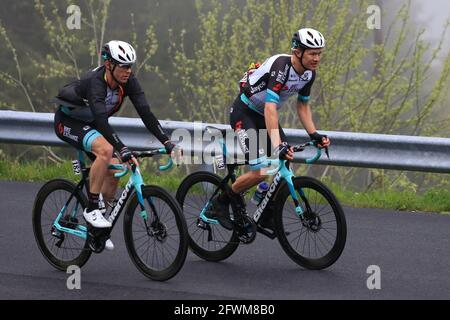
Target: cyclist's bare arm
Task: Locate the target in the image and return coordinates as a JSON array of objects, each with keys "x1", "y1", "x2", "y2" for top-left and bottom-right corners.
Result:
[
  {"x1": 296, "y1": 101, "x2": 330, "y2": 147},
  {"x1": 264, "y1": 102, "x2": 282, "y2": 148}
]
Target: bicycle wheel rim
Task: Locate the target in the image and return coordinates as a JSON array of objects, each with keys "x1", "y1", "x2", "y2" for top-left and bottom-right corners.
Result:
[
  {"x1": 183, "y1": 180, "x2": 235, "y2": 252},
  {"x1": 125, "y1": 186, "x2": 187, "y2": 281},
  {"x1": 33, "y1": 181, "x2": 90, "y2": 270},
  {"x1": 277, "y1": 177, "x2": 346, "y2": 269}
]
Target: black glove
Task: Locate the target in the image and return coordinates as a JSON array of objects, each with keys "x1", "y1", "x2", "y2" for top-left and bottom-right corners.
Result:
[
  {"x1": 309, "y1": 132, "x2": 327, "y2": 147},
  {"x1": 164, "y1": 141, "x2": 183, "y2": 156},
  {"x1": 273, "y1": 142, "x2": 291, "y2": 160},
  {"x1": 119, "y1": 146, "x2": 133, "y2": 163}
]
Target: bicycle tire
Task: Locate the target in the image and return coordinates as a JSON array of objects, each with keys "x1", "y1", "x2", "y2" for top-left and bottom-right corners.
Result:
[
  {"x1": 123, "y1": 185, "x2": 188, "y2": 281},
  {"x1": 274, "y1": 176, "x2": 347, "y2": 270},
  {"x1": 32, "y1": 179, "x2": 91, "y2": 271},
  {"x1": 176, "y1": 171, "x2": 240, "y2": 262}
]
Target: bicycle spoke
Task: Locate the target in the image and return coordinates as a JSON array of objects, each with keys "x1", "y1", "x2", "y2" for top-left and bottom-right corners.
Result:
[{"x1": 130, "y1": 192, "x2": 182, "y2": 272}]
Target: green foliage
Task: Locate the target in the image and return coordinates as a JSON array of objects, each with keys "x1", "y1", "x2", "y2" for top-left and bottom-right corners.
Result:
[
  {"x1": 170, "y1": 0, "x2": 450, "y2": 133},
  {"x1": 0, "y1": 0, "x2": 162, "y2": 115},
  {"x1": 169, "y1": 0, "x2": 450, "y2": 191},
  {"x1": 0, "y1": 156, "x2": 184, "y2": 191},
  {"x1": 1, "y1": 1, "x2": 449, "y2": 195}
]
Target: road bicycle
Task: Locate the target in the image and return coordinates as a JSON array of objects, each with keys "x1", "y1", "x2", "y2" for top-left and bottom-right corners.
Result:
[
  {"x1": 33, "y1": 149, "x2": 188, "y2": 281},
  {"x1": 176, "y1": 127, "x2": 346, "y2": 270}
]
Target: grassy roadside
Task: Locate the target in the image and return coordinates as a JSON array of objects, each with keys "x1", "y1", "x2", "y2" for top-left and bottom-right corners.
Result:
[
  {"x1": 0, "y1": 158, "x2": 183, "y2": 192},
  {"x1": 1, "y1": 158, "x2": 450, "y2": 214}
]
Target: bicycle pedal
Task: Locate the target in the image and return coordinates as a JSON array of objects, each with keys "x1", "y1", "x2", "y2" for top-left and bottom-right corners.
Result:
[
  {"x1": 256, "y1": 225, "x2": 277, "y2": 240},
  {"x1": 87, "y1": 236, "x2": 106, "y2": 253}
]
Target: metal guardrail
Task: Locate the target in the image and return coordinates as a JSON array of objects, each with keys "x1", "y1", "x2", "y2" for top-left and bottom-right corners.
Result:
[{"x1": 1, "y1": 110, "x2": 450, "y2": 173}]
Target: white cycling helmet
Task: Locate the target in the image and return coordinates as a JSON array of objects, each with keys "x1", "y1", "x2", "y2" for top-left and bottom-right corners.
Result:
[
  {"x1": 102, "y1": 40, "x2": 136, "y2": 65},
  {"x1": 292, "y1": 28, "x2": 325, "y2": 50}
]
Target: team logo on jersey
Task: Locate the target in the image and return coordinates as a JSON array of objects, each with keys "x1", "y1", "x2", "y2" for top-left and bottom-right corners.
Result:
[
  {"x1": 276, "y1": 65, "x2": 289, "y2": 83},
  {"x1": 250, "y1": 81, "x2": 266, "y2": 94},
  {"x1": 273, "y1": 83, "x2": 288, "y2": 92},
  {"x1": 273, "y1": 83, "x2": 282, "y2": 91},
  {"x1": 300, "y1": 70, "x2": 313, "y2": 81}
]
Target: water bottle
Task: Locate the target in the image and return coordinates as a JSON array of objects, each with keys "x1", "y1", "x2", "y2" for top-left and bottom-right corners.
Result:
[{"x1": 251, "y1": 182, "x2": 269, "y2": 205}]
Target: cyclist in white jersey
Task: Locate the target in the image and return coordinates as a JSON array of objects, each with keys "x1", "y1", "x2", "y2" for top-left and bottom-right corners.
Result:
[{"x1": 206, "y1": 28, "x2": 331, "y2": 231}]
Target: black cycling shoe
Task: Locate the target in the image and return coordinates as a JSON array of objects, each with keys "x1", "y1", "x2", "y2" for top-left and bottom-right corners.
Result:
[{"x1": 205, "y1": 194, "x2": 234, "y2": 230}]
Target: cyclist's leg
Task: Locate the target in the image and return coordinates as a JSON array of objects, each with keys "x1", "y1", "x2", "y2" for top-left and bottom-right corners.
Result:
[
  {"x1": 54, "y1": 110, "x2": 111, "y2": 228},
  {"x1": 83, "y1": 134, "x2": 115, "y2": 228},
  {"x1": 101, "y1": 156, "x2": 121, "y2": 206},
  {"x1": 229, "y1": 97, "x2": 268, "y2": 194},
  {"x1": 89, "y1": 137, "x2": 113, "y2": 195}
]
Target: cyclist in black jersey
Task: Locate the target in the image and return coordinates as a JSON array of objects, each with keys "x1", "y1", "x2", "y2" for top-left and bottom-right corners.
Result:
[
  {"x1": 53, "y1": 40, "x2": 181, "y2": 249},
  {"x1": 208, "y1": 28, "x2": 330, "y2": 231}
]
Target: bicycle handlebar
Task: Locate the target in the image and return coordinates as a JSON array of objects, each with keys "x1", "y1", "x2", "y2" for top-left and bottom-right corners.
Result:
[
  {"x1": 293, "y1": 141, "x2": 323, "y2": 164},
  {"x1": 133, "y1": 149, "x2": 174, "y2": 171},
  {"x1": 108, "y1": 149, "x2": 173, "y2": 178},
  {"x1": 265, "y1": 142, "x2": 325, "y2": 175},
  {"x1": 109, "y1": 164, "x2": 129, "y2": 178}
]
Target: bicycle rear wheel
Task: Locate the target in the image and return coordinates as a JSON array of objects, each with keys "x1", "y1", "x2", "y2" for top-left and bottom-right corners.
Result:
[
  {"x1": 32, "y1": 179, "x2": 91, "y2": 271},
  {"x1": 274, "y1": 176, "x2": 347, "y2": 270},
  {"x1": 176, "y1": 171, "x2": 239, "y2": 262},
  {"x1": 123, "y1": 185, "x2": 188, "y2": 281}
]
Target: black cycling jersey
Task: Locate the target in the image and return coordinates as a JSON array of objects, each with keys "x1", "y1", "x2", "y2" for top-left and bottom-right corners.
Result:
[
  {"x1": 239, "y1": 54, "x2": 315, "y2": 115},
  {"x1": 52, "y1": 65, "x2": 168, "y2": 151},
  {"x1": 229, "y1": 96, "x2": 287, "y2": 167}
]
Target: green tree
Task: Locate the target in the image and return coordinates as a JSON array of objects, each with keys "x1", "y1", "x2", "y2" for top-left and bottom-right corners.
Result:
[
  {"x1": 169, "y1": 0, "x2": 450, "y2": 189},
  {"x1": 0, "y1": 0, "x2": 162, "y2": 162}
]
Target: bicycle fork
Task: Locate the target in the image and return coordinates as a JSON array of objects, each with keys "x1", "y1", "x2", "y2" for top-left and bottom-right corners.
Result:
[
  {"x1": 130, "y1": 167, "x2": 167, "y2": 240},
  {"x1": 278, "y1": 164, "x2": 307, "y2": 218}
]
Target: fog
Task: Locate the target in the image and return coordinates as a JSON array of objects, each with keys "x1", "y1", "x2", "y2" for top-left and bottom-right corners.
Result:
[{"x1": 398, "y1": 0, "x2": 449, "y2": 61}]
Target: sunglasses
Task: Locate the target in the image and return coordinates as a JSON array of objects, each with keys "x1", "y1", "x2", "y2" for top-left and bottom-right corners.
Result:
[{"x1": 116, "y1": 63, "x2": 133, "y2": 70}]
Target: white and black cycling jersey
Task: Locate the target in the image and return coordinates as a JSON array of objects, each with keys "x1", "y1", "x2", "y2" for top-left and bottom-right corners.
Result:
[{"x1": 239, "y1": 54, "x2": 315, "y2": 115}]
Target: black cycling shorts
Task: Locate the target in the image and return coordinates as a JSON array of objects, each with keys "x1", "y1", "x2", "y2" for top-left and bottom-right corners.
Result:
[
  {"x1": 54, "y1": 109, "x2": 102, "y2": 161},
  {"x1": 229, "y1": 95, "x2": 287, "y2": 169}
]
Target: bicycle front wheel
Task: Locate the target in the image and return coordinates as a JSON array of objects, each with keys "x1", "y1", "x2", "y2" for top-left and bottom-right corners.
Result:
[
  {"x1": 123, "y1": 185, "x2": 188, "y2": 281},
  {"x1": 274, "y1": 176, "x2": 347, "y2": 270},
  {"x1": 176, "y1": 171, "x2": 240, "y2": 262},
  {"x1": 32, "y1": 179, "x2": 91, "y2": 271}
]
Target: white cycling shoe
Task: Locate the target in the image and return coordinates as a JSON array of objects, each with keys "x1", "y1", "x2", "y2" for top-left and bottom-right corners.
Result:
[
  {"x1": 83, "y1": 208, "x2": 112, "y2": 228},
  {"x1": 105, "y1": 238, "x2": 114, "y2": 251}
]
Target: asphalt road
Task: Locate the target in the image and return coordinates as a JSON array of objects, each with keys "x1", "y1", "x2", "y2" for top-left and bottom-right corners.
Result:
[{"x1": 1, "y1": 180, "x2": 449, "y2": 300}]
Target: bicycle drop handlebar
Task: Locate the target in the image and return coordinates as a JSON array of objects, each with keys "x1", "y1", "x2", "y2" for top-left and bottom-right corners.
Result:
[
  {"x1": 109, "y1": 149, "x2": 173, "y2": 178},
  {"x1": 265, "y1": 142, "x2": 325, "y2": 175}
]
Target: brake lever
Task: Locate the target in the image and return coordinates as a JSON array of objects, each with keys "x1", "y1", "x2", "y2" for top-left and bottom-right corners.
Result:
[{"x1": 313, "y1": 140, "x2": 330, "y2": 159}]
